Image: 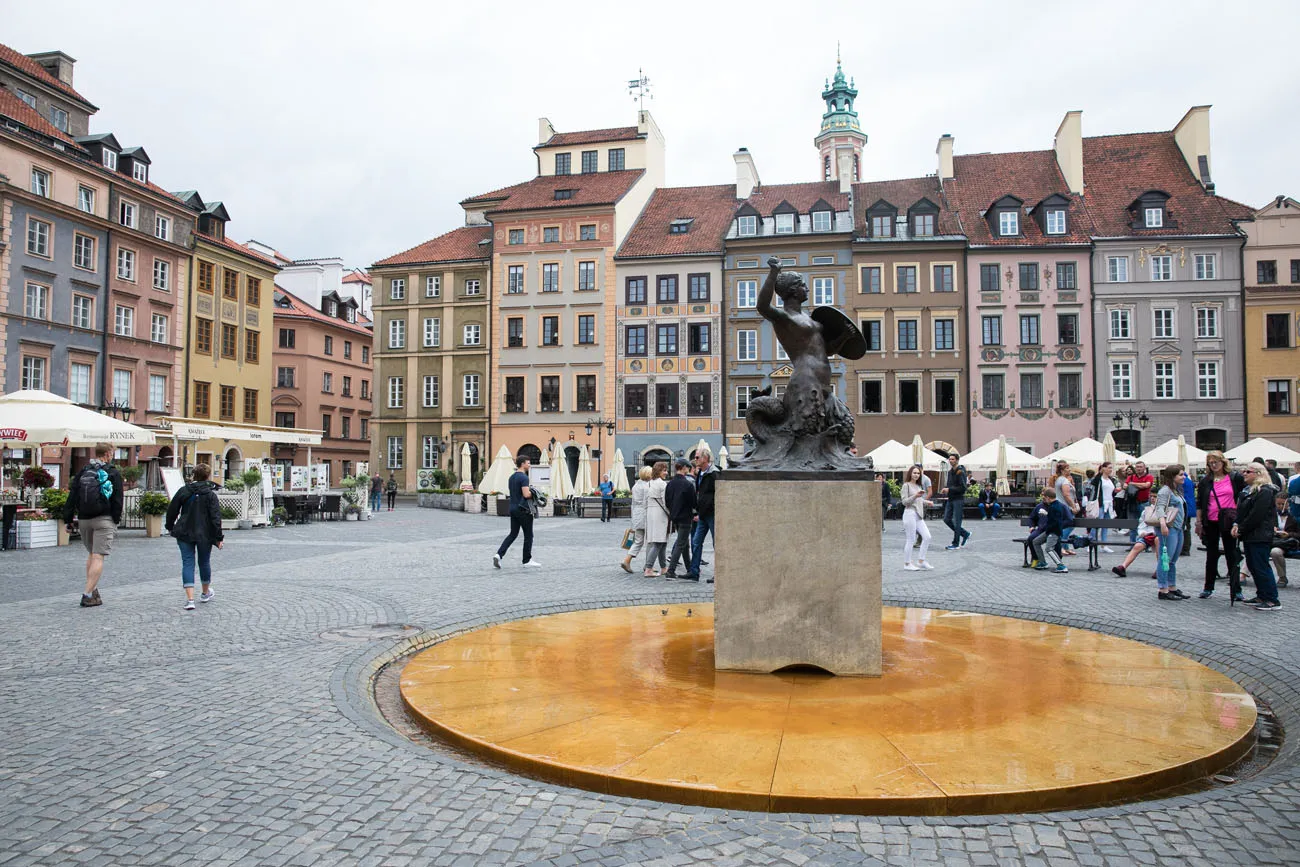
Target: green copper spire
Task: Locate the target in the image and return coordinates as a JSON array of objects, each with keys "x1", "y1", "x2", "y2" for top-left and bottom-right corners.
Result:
[{"x1": 820, "y1": 47, "x2": 860, "y2": 135}]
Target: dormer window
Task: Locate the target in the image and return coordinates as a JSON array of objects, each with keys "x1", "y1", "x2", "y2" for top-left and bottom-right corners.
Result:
[
  {"x1": 102, "y1": 149, "x2": 118, "y2": 171},
  {"x1": 16, "y1": 89, "x2": 36, "y2": 108},
  {"x1": 554, "y1": 188, "x2": 575, "y2": 200},
  {"x1": 999, "y1": 211, "x2": 1018, "y2": 236},
  {"x1": 1144, "y1": 207, "x2": 1163, "y2": 228},
  {"x1": 908, "y1": 199, "x2": 939, "y2": 237},
  {"x1": 866, "y1": 200, "x2": 898, "y2": 238},
  {"x1": 326, "y1": 299, "x2": 337, "y2": 316},
  {"x1": 49, "y1": 107, "x2": 68, "y2": 132},
  {"x1": 1128, "y1": 190, "x2": 1172, "y2": 231},
  {"x1": 132, "y1": 162, "x2": 147, "y2": 183},
  {"x1": 669, "y1": 218, "x2": 694, "y2": 235},
  {"x1": 775, "y1": 213, "x2": 795, "y2": 234},
  {"x1": 913, "y1": 214, "x2": 934, "y2": 236},
  {"x1": 737, "y1": 215, "x2": 757, "y2": 237},
  {"x1": 1046, "y1": 209, "x2": 1066, "y2": 234},
  {"x1": 812, "y1": 210, "x2": 831, "y2": 232}
]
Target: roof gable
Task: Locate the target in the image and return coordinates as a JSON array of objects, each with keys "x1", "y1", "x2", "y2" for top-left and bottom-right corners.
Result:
[
  {"x1": 0, "y1": 44, "x2": 95, "y2": 107},
  {"x1": 372, "y1": 225, "x2": 493, "y2": 268},
  {"x1": 460, "y1": 170, "x2": 645, "y2": 215},
  {"x1": 616, "y1": 184, "x2": 737, "y2": 259},
  {"x1": 539, "y1": 125, "x2": 641, "y2": 148}
]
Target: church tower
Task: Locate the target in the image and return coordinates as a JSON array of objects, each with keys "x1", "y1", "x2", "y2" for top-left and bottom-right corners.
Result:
[{"x1": 814, "y1": 49, "x2": 867, "y2": 191}]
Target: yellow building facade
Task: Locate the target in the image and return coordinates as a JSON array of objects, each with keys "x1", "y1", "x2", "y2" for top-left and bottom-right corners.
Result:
[{"x1": 1242, "y1": 196, "x2": 1300, "y2": 450}]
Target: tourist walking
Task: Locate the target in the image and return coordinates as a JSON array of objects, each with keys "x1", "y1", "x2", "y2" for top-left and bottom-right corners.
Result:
[
  {"x1": 620, "y1": 466, "x2": 653, "y2": 573},
  {"x1": 1127, "y1": 462, "x2": 1154, "y2": 542},
  {"x1": 62, "y1": 443, "x2": 124, "y2": 608},
  {"x1": 598, "y1": 473, "x2": 615, "y2": 522},
  {"x1": 1195, "y1": 451, "x2": 1244, "y2": 600},
  {"x1": 386, "y1": 474, "x2": 398, "y2": 511},
  {"x1": 643, "y1": 461, "x2": 670, "y2": 577},
  {"x1": 663, "y1": 459, "x2": 697, "y2": 580},
  {"x1": 900, "y1": 464, "x2": 935, "y2": 570},
  {"x1": 1032, "y1": 488, "x2": 1071, "y2": 573},
  {"x1": 493, "y1": 456, "x2": 539, "y2": 569},
  {"x1": 370, "y1": 474, "x2": 383, "y2": 512},
  {"x1": 978, "y1": 482, "x2": 1001, "y2": 520},
  {"x1": 164, "y1": 463, "x2": 224, "y2": 610},
  {"x1": 1151, "y1": 464, "x2": 1189, "y2": 601},
  {"x1": 685, "y1": 449, "x2": 717, "y2": 582},
  {"x1": 941, "y1": 454, "x2": 971, "y2": 550},
  {"x1": 1234, "y1": 462, "x2": 1282, "y2": 610},
  {"x1": 1270, "y1": 490, "x2": 1299, "y2": 588}
]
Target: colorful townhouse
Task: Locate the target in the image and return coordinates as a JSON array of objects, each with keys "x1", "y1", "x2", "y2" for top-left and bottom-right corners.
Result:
[
  {"x1": 613, "y1": 184, "x2": 733, "y2": 468},
  {"x1": 1241, "y1": 195, "x2": 1300, "y2": 450}
]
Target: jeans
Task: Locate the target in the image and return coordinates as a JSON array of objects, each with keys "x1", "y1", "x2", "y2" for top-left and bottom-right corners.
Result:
[
  {"x1": 370, "y1": 490, "x2": 382, "y2": 511},
  {"x1": 497, "y1": 511, "x2": 534, "y2": 563},
  {"x1": 1129, "y1": 499, "x2": 1145, "y2": 542},
  {"x1": 978, "y1": 502, "x2": 1002, "y2": 520},
  {"x1": 1202, "y1": 517, "x2": 1241, "y2": 595},
  {"x1": 1156, "y1": 528, "x2": 1183, "y2": 589},
  {"x1": 687, "y1": 513, "x2": 715, "y2": 578},
  {"x1": 943, "y1": 498, "x2": 968, "y2": 546},
  {"x1": 1244, "y1": 542, "x2": 1280, "y2": 604},
  {"x1": 666, "y1": 523, "x2": 693, "y2": 576},
  {"x1": 177, "y1": 539, "x2": 213, "y2": 587},
  {"x1": 902, "y1": 511, "x2": 930, "y2": 563},
  {"x1": 601, "y1": 499, "x2": 613, "y2": 522}
]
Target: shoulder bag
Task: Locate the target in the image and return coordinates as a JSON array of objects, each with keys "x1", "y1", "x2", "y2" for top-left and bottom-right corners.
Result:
[{"x1": 1212, "y1": 486, "x2": 1236, "y2": 526}]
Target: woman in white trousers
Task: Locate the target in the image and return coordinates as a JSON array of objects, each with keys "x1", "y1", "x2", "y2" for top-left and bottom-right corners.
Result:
[{"x1": 901, "y1": 464, "x2": 935, "y2": 570}]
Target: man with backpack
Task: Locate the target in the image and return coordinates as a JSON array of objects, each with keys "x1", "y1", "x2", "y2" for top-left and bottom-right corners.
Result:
[
  {"x1": 62, "y1": 444, "x2": 124, "y2": 608},
  {"x1": 165, "y1": 463, "x2": 225, "y2": 611}
]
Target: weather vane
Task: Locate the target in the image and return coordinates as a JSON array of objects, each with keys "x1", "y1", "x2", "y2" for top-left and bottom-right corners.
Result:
[{"x1": 627, "y1": 69, "x2": 652, "y2": 110}]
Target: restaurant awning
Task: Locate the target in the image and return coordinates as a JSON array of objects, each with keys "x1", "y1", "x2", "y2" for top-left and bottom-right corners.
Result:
[{"x1": 156, "y1": 417, "x2": 322, "y2": 446}]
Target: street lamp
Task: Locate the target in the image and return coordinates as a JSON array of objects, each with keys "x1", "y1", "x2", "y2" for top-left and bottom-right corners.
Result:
[
  {"x1": 1111, "y1": 409, "x2": 1148, "y2": 454},
  {"x1": 584, "y1": 418, "x2": 616, "y2": 480}
]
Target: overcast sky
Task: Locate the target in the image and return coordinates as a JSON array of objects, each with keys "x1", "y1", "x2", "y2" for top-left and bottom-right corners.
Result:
[{"x1": 7, "y1": 1, "x2": 1297, "y2": 268}]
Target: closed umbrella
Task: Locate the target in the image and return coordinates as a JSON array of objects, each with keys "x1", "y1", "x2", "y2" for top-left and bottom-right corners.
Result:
[
  {"x1": 611, "y1": 449, "x2": 631, "y2": 495},
  {"x1": 1102, "y1": 432, "x2": 1117, "y2": 465},
  {"x1": 478, "y1": 445, "x2": 516, "y2": 494},
  {"x1": 696, "y1": 438, "x2": 710, "y2": 459},
  {"x1": 537, "y1": 445, "x2": 549, "y2": 467},
  {"x1": 718, "y1": 446, "x2": 730, "y2": 470},
  {"x1": 995, "y1": 434, "x2": 1011, "y2": 496},
  {"x1": 549, "y1": 449, "x2": 573, "y2": 500},
  {"x1": 459, "y1": 443, "x2": 473, "y2": 485},
  {"x1": 575, "y1": 444, "x2": 595, "y2": 496},
  {"x1": 1176, "y1": 435, "x2": 1190, "y2": 470},
  {"x1": 910, "y1": 435, "x2": 926, "y2": 467}
]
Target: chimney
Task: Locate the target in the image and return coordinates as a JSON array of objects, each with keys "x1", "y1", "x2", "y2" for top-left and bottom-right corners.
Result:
[
  {"x1": 936, "y1": 134, "x2": 954, "y2": 182},
  {"x1": 1053, "y1": 111, "x2": 1084, "y2": 194},
  {"x1": 734, "y1": 148, "x2": 760, "y2": 200},
  {"x1": 835, "y1": 146, "x2": 854, "y2": 194},
  {"x1": 538, "y1": 117, "x2": 556, "y2": 145},
  {"x1": 1173, "y1": 105, "x2": 1213, "y2": 190},
  {"x1": 26, "y1": 51, "x2": 76, "y2": 87}
]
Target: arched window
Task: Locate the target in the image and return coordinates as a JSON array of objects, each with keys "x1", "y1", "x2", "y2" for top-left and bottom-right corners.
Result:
[
  {"x1": 853, "y1": 154, "x2": 860, "y2": 182},
  {"x1": 518, "y1": 443, "x2": 542, "y2": 464},
  {"x1": 824, "y1": 154, "x2": 831, "y2": 181},
  {"x1": 1195, "y1": 428, "x2": 1228, "y2": 453}
]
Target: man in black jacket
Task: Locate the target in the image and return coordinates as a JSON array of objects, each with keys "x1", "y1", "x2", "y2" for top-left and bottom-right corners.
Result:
[
  {"x1": 941, "y1": 454, "x2": 971, "y2": 549},
  {"x1": 63, "y1": 443, "x2": 124, "y2": 608},
  {"x1": 663, "y1": 459, "x2": 697, "y2": 580},
  {"x1": 165, "y1": 462, "x2": 225, "y2": 610},
  {"x1": 686, "y1": 449, "x2": 717, "y2": 582}
]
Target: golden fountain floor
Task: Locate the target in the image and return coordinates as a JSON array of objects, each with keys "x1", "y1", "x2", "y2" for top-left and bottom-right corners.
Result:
[{"x1": 399, "y1": 605, "x2": 1256, "y2": 815}]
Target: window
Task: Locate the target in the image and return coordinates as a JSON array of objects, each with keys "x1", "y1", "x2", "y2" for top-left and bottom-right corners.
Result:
[
  {"x1": 115, "y1": 305, "x2": 135, "y2": 337},
  {"x1": 387, "y1": 436, "x2": 404, "y2": 469},
  {"x1": 425, "y1": 275, "x2": 440, "y2": 298},
  {"x1": 323, "y1": 335, "x2": 334, "y2": 356},
  {"x1": 554, "y1": 153, "x2": 571, "y2": 175},
  {"x1": 737, "y1": 215, "x2": 757, "y2": 237},
  {"x1": 198, "y1": 261, "x2": 214, "y2": 293},
  {"x1": 30, "y1": 167, "x2": 50, "y2": 197},
  {"x1": 539, "y1": 376, "x2": 559, "y2": 412},
  {"x1": 863, "y1": 320, "x2": 882, "y2": 352},
  {"x1": 1258, "y1": 260, "x2": 1278, "y2": 284},
  {"x1": 501, "y1": 264, "x2": 524, "y2": 295},
  {"x1": 152, "y1": 213, "x2": 170, "y2": 241},
  {"x1": 422, "y1": 316, "x2": 441, "y2": 348},
  {"x1": 1151, "y1": 255, "x2": 1173, "y2": 281},
  {"x1": 389, "y1": 277, "x2": 406, "y2": 300},
  {"x1": 934, "y1": 379, "x2": 957, "y2": 414},
  {"x1": 246, "y1": 278, "x2": 260, "y2": 307},
  {"x1": 1018, "y1": 263, "x2": 1039, "y2": 291},
  {"x1": 464, "y1": 278, "x2": 481, "y2": 296},
  {"x1": 112, "y1": 369, "x2": 132, "y2": 403},
  {"x1": 737, "y1": 330, "x2": 757, "y2": 361},
  {"x1": 506, "y1": 317, "x2": 523, "y2": 347},
  {"x1": 503, "y1": 376, "x2": 525, "y2": 413},
  {"x1": 979, "y1": 263, "x2": 1000, "y2": 293},
  {"x1": 576, "y1": 223, "x2": 596, "y2": 241},
  {"x1": 1111, "y1": 362, "x2": 1133, "y2": 399},
  {"x1": 735, "y1": 385, "x2": 756, "y2": 417},
  {"x1": 423, "y1": 375, "x2": 439, "y2": 408},
  {"x1": 1153, "y1": 308, "x2": 1175, "y2": 339},
  {"x1": 151, "y1": 313, "x2": 168, "y2": 344},
  {"x1": 116, "y1": 247, "x2": 136, "y2": 281},
  {"x1": 893, "y1": 379, "x2": 917, "y2": 413},
  {"x1": 932, "y1": 264, "x2": 954, "y2": 293},
  {"x1": 1293, "y1": 260, "x2": 1300, "y2": 283},
  {"x1": 933, "y1": 319, "x2": 955, "y2": 351},
  {"x1": 1265, "y1": 313, "x2": 1291, "y2": 348},
  {"x1": 576, "y1": 375, "x2": 597, "y2": 411},
  {"x1": 1057, "y1": 313, "x2": 1078, "y2": 345},
  {"x1": 219, "y1": 385, "x2": 236, "y2": 420},
  {"x1": 860, "y1": 380, "x2": 883, "y2": 414},
  {"x1": 20, "y1": 356, "x2": 46, "y2": 391},
  {"x1": 318, "y1": 371, "x2": 332, "y2": 394},
  {"x1": 897, "y1": 320, "x2": 918, "y2": 351},
  {"x1": 278, "y1": 328, "x2": 295, "y2": 349},
  {"x1": 623, "y1": 276, "x2": 648, "y2": 304},
  {"x1": 16, "y1": 88, "x2": 36, "y2": 108},
  {"x1": 1154, "y1": 361, "x2": 1176, "y2": 399},
  {"x1": 871, "y1": 215, "x2": 892, "y2": 238},
  {"x1": 196, "y1": 319, "x2": 213, "y2": 354},
  {"x1": 580, "y1": 150, "x2": 598, "y2": 173},
  {"x1": 688, "y1": 274, "x2": 710, "y2": 302},
  {"x1": 277, "y1": 367, "x2": 295, "y2": 388},
  {"x1": 388, "y1": 319, "x2": 405, "y2": 349},
  {"x1": 103, "y1": 149, "x2": 119, "y2": 171},
  {"x1": 861, "y1": 266, "x2": 881, "y2": 294},
  {"x1": 577, "y1": 314, "x2": 596, "y2": 345},
  {"x1": 913, "y1": 213, "x2": 935, "y2": 237},
  {"x1": 341, "y1": 375, "x2": 351, "y2": 397},
  {"x1": 541, "y1": 316, "x2": 559, "y2": 346},
  {"x1": 50, "y1": 105, "x2": 68, "y2": 131},
  {"x1": 736, "y1": 279, "x2": 757, "y2": 308},
  {"x1": 245, "y1": 329, "x2": 259, "y2": 363},
  {"x1": 27, "y1": 218, "x2": 50, "y2": 257},
  {"x1": 119, "y1": 200, "x2": 136, "y2": 229},
  {"x1": 981, "y1": 315, "x2": 1002, "y2": 346},
  {"x1": 387, "y1": 377, "x2": 404, "y2": 408},
  {"x1": 78, "y1": 185, "x2": 95, "y2": 213},
  {"x1": 340, "y1": 416, "x2": 350, "y2": 440},
  {"x1": 812, "y1": 277, "x2": 834, "y2": 305},
  {"x1": 1045, "y1": 209, "x2": 1066, "y2": 235},
  {"x1": 896, "y1": 266, "x2": 917, "y2": 293},
  {"x1": 657, "y1": 324, "x2": 678, "y2": 355},
  {"x1": 1196, "y1": 307, "x2": 1219, "y2": 339},
  {"x1": 72, "y1": 295, "x2": 93, "y2": 330},
  {"x1": 998, "y1": 211, "x2": 1018, "y2": 236},
  {"x1": 1019, "y1": 373, "x2": 1043, "y2": 408},
  {"x1": 981, "y1": 374, "x2": 1005, "y2": 409},
  {"x1": 193, "y1": 381, "x2": 210, "y2": 417},
  {"x1": 812, "y1": 211, "x2": 832, "y2": 232},
  {"x1": 152, "y1": 258, "x2": 170, "y2": 291},
  {"x1": 657, "y1": 275, "x2": 678, "y2": 302},
  {"x1": 1267, "y1": 380, "x2": 1292, "y2": 415},
  {"x1": 1019, "y1": 314, "x2": 1040, "y2": 346},
  {"x1": 578, "y1": 260, "x2": 596, "y2": 291},
  {"x1": 1059, "y1": 373, "x2": 1082, "y2": 409},
  {"x1": 243, "y1": 389, "x2": 258, "y2": 423},
  {"x1": 462, "y1": 323, "x2": 482, "y2": 346},
  {"x1": 1056, "y1": 262, "x2": 1077, "y2": 290},
  {"x1": 608, "y1": 149, "x2": 625, "y2": 171},
  {"x1": 1109, "y1": 309, "x2": 1131, "y2": 340},
  {"x1": 24, "y1": 283, "x2": 49, "y2": 320},
  {"x1": 222, "y1": 269, "x2": 238, "y2": 300},
  {"x1": 1197, "y1": 361, "x2": 1220, "y2": 399},
  {"x1": 542, "y1": 263, "x2": 559, "y2": 292},
  {"x1": 625, "y1": 325, "x2": 647, "y2": 356},
  {"x1": 688, "y1": 323, "x2": 711, "y2": 354},
  {"x1": 1194, "y1": 253, "x2": 1216, "y2": 280},
  {"x1": 774, "y1": 212, "x2": 795, "y2": 234},
  {"x1": 70, "y1": 363, "x2": 92, "y2": 404},
  {"x1": 656, "y1": 382, "x2": 678, "y2": 416},
  {"x1": 543, "y1": 227, "x2": 560, "y2": 244},
  {"x1": 1144, "y1": 207, "x2": 1163, "y2": 228},
  {"x1": 1108, "y1": 256, "x2": 1129, "y2": 283},
  {"x1": 275, "y1": 411, "x2": 296, "y2": 428}
]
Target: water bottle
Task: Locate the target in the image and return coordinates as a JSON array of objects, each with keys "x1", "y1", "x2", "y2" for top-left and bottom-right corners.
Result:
[{"x1": 1159, "y1": 541, "x2": 1170, "y2": 574}]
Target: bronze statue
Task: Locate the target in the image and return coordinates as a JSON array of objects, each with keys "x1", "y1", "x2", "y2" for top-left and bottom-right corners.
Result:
[{"x1": 736, "y1": 257, "x2": 870, "y2": 472}]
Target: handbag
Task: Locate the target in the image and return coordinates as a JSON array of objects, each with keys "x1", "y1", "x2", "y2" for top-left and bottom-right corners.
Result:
[
  {"x1": 1084, "y1": 501, "x2": 1100, "y2": 519},
  {"x1": 1142, "y1": 502, "x2": 1178, "y2": 526},
  {"x1": 620, "y1": 528, "x2": 635, "y2": 550},
  {"x1": 1212, "y1": 487, "x2": 1236, "y2": 526},
  {"x1": 1125, "y1": 483, "x2": 1139, "y2": 498}
]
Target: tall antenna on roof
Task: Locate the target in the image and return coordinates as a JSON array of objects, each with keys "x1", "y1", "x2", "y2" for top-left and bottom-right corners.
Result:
[{"x1": 628, "y1": 69, "x2": 652, "y2": 111}]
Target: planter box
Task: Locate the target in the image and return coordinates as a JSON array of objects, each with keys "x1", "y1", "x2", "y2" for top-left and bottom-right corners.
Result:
[
  {"x1": 221, "y1": 519, "x2": 239, "y2": 531},
  {"x1": 495, "y1": 496, "x2": 511, "y2": 517},
  {"x1": 420, "y1": 493, "x2": 465, "y2": 511},
  {"x1": 464, "y1": 492, "x2": 483, "y2": 513},
  {"x1": 144, "y1": 514, "x2": 164, "y2": 538},
  {"x1": 17, "y1": 520, "x2": 57, "y2": 549}
]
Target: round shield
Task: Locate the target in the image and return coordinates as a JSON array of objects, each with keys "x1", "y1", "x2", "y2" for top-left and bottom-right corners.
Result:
[{"x1": 811, "y1": 305, "x2": 867, "y2": 360}]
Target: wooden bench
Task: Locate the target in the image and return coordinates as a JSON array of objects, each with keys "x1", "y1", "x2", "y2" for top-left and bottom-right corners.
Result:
[
  {"x1": 1013, "y1": 515, "x2": 1140, "y2": 570},
  {"x1": 574, "y1": 497, "x2": 631, "y2": 519}
]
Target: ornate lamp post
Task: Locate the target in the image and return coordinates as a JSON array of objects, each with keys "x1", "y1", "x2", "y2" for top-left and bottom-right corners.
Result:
[
  {"x1": 1111, "y1": 409, "x2": 1148, "y2": 454},
  {"x1": 584, "y1": 418, "x2": 616, "y2": 480}
]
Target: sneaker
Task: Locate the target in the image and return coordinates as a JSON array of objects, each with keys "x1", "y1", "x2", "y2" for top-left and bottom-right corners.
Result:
[
  {"x1": 1243, "y1": 596, "x2": 1262, "y2": 605},
  {"x1": 683, "y1": 573, "x2": 701, "y2": 581},
  {"x1": 91, "y1": 589, "x2": 101, "y2": 601},
  {"x1": 1101, "y1": 546, "x2": 1115, "y2": 554},
  {"x1": 79, "y1": 593, "x2": 102, "y2": 608},
  {"x1": 1111, "y1": 566, "x2": 1127, "y2": 577},
  {"x1": 904, "y1": 563, "x2": 921, "y2": 571},
  {"x1": 918, "y1": 560, "x2": 934, "y2": 570},
  {"x1": 1169, "y1": 588, "x2": 1189, "y2": 599},
  {"x1": 664, "y1": 573, "x2": 679, "y2": 580},
  {"x1": 199, "y1": 589, "x2": 214, "y2": 603},
  {"x1": 1053, "y1": 564, "x2": 1068, "y2": 573},
  {"x1": 1198, "y1": 589, "x2": 1214, "y2": 599},
  {"x1": 1279, "y1": 577, "x2": 1289, "y2": 588},
  {"x1": 1158, "y1": 592, "x2": 1178, "y2": 601},
  {"x1": 1034, "y1": 564, "x2": 1049, "y2": 570},
  {"x1": 522, "y1": 560, "x2": 541, "y2": 568},
  {"x1": 184, "y1": 599, "x2": 196, "y2": 611},
  {"x1": 492, "y1": 554, "x2": 501, "y2": 569},
  {"x1": 945, "y1": 544, "x2": 959, "y2": 551},
  {"x1": 1253, "y1": 600, "x2": 1282, "y2": 611},
  {"x1": 960, "y1": 533, "x2": 971, "y2": 548},
  {"x1": 1233, "y1": 593, "x2": 1246, "y2": 603}
]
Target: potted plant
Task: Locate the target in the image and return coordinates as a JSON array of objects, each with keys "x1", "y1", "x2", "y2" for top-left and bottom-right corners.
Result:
[
  {"x1": 21, "y1": 466, "x2": 54, "y2": 503},
  {"x1": 15, "y1": 508, "x2": 57, "y2": 549},
  {"x1": 493, "y1": 491, "x2": 510, "y2": 517},
  {"x1": 343, "y1": 503, "x2": 363, "y2": 521},
  {"x1": 138, "y1": 491, "x2": 170, "y2": 538},
  {"x1": 118, "y1": 464, "x2": 144, "y2": 490},
  {"x1": 220, "y1": 505, "x2": 239, "y2": 531},
  {"x1": 417, "y1": 486, "x2": 435, "y2": 507},
  {"x1": 39, "y1": 488, "x2": 70, "y2": 545},
  {"x1": 271, "y1": 506, "x2": 289, "y2": 527},
  {"x1": 355, "y1": 473, "x2": 371, "y2": 518}
]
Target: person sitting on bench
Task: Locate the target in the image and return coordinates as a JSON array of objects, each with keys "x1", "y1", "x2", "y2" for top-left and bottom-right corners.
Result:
[
  {"x1": 1111, "y1": 530, "x2": 1159, "y2": 578},
  {"x1": 978, "y1": 482, "x2": 1001, "y2": 520}
]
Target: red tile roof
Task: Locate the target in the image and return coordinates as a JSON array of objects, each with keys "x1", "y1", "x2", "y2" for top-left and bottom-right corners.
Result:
[
  {"x1": 341, "y1": 269, "x2": 372, "y2": 285},
  {"x1": 1081, "y1": 132, "x2": 1243, "y2": 237},
  {"x1": 372, "y1": 225, "x2": 492, "y2": 267},
  {"x1": 616, "y1": 184, "x2": 737, "y2": 258},
  {"x1": 0, "y1": 44, "x2": 93, "y2": 106},
  {"x1": 948, "y1": 149, "x2": 1094, "y2": 246},
  {"x1": 196, "y1": 231, "x2": 282, "y2": 269},
  {"x1": 461, "y1": 170, "x2": 645, "y2": 215},
  {"x1": 0, "y1": 86, "x2": 82, "y2": 147},
  {"x1": 851, "y1": 176, "x2": 961, "y2": 236},
  {"x1": 541, "y1": 126, "x2": 641, "y2": 147},
  {"x1": 743, "y1": 181, "x2": 850, "y2": 214},
  {"x1": 273, "y1": 286, "x2": 372, "y2": 337}
]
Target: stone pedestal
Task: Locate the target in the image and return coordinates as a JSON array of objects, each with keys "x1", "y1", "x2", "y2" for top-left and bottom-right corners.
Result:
[{"x1": 713, "y1": 473, "x2": 882, "y2": 676}]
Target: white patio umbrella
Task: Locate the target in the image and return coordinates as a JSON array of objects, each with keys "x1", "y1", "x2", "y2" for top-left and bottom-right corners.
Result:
[
  {"x1": 549, "y1": 449, "x2": 574, "y2": 500},
  {"x1": 478, "y1": 445, "x2": 517, "y2": 494},
  {"x1": 611, "y1": 449, "x2": 631, "y2": 495},
  {"x1": 458, "y1": 443, "x2": 473, "y2": 485},
  {"x1": 1045, "y1": 437, "x2": 1136, "y2": 470},
  {"x1": 1139, "y1": 438, "x2": 1209, "y2": 470},
  {"x1": 575, "y1": 444, "x2": 595, "y2": 495},
  {"x1": 1225, "y1": 437, "x2": 1300, "y2": 466},
  {"x1": 0, "y1": 389, "x2": 156, "y2": 448},
  {"x1": 961, "y1": 437, "x2": 1046, "y2": 472},
  {"x1": 718, "y1": 446, "x2": 730, "y2": 470}
]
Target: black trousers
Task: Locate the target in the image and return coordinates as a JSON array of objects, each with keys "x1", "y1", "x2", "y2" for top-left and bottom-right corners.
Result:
[
  {"x1": 601, "y1": 499, "x2": 613, "y2": 521},
  {"x1": 497, "y1": 511, "x2": 534, "y2": 562},
  {"x1": 387, "y1": 491, "x2": 397, "y2": 509},
  {"x1": 1202, "y1": 517, "x2": 1241, "y2": 595}
]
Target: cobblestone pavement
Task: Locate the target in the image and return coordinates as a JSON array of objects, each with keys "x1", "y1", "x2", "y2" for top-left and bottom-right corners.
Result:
[{"x1": 2, "y1": 506, "x2": 1299, "y2": 866}]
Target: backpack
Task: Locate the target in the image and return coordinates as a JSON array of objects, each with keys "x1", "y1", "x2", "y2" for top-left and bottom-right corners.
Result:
[{"x1": 76, "y1": 465, "x2": 110, "y2": 517}]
